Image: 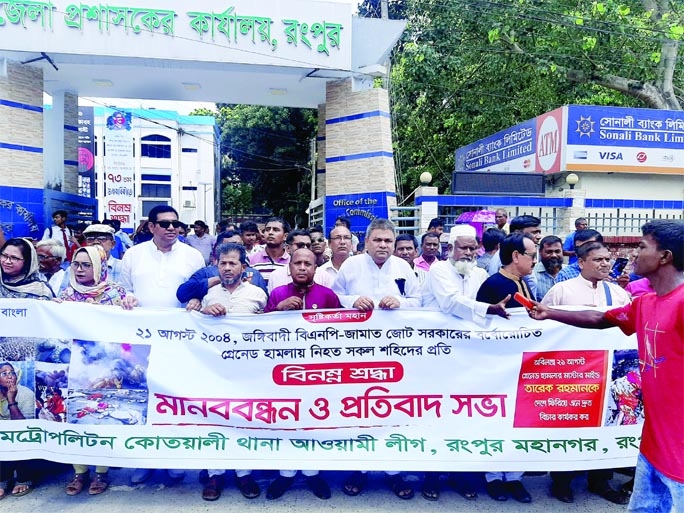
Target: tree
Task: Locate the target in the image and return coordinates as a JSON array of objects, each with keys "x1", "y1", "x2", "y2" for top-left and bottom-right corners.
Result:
[
  {"x1": 383, "y1": 0, "x2": 682, "y2": 199},
  {"x1": 358, "y1": 0, "x2": 407, "y2": 19},
  {"x1": 207, "y1": 105, "x2": 317, "y2": 226},
  {"x1": 489, "y1": 0, "x2": 683, "y2": 110}
]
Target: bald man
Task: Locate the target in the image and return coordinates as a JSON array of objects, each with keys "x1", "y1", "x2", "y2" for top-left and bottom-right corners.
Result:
[{"x1": 265, "y1": 248, "x2": 341, "y2": 313}]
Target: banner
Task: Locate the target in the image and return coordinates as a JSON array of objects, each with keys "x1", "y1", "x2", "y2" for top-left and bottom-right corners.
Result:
[
  {"x1": 102, "y1": 109, "x2": 135, "y2": 230},
  {"x1": 78, "y1": 106, "x2": 96, "y2": 198},
  {"x1": 0, "y1": 299, "x2": 642, "y2": 471}
]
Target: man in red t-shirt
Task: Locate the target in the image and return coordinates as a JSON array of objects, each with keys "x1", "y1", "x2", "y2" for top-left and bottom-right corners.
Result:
[{"x1": 530, "y1": 220, "x2": 684, "y2": 513}]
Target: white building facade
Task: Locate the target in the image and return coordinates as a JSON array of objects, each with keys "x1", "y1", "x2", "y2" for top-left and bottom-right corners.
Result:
[{"x1": 87, "y1": 107, "x2": 220, "y2": 231}]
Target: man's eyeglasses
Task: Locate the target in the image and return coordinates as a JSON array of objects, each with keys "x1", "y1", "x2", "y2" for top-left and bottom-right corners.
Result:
[
  {"x1": 330, "y1": 235, "x2": 352, "y2": 241},
  {"x1": 155, "y1": 220, "x2": 182, "y2": 229},
  {"x1": 291, "y1": 242, "x2": 312, "y2": 249},
  {"x1": 0, "y1": 370, "x2": 17, "y2": 378},
  {"x1": 72, "y1": 261, "x2": 93, "y2": 270},
  {"x1": 456, "y1": 246, "x2": 478, "y2": 252},
  {"x1": 38, "y1": 254, "x2": 56, "y2": 260},
  {"x1": 0, "y1": 253, "x2": 23, "y2": 263},
  {"x1": 520, "y1": 251, "x2": 537, "y2": 259},
  {"x1": 85, "y1": 236, "x2": 111, "y2": 243}
]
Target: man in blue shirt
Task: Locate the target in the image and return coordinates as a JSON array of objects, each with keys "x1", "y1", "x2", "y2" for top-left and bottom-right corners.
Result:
[
  {"x1": 562, "y1": 217, "x2": 588, "y2": 265},
  {"x1": 176, "y1": 230, "x2": 267, "y2": 309}
]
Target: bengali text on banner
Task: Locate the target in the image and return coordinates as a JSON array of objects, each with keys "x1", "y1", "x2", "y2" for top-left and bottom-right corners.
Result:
[{"x1": 0, "y1": 299, "x2": 643, "y2": 471}]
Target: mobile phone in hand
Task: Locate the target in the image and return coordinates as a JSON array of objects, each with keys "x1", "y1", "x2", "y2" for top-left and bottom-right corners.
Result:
[{"x1": 610, "y1": 257, "x2": 629, "y2": 279}]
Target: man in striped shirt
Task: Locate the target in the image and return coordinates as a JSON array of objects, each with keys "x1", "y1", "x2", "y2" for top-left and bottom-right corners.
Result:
[{"x1": 249, "y1": 217, "x2": 290, "y2": 284}]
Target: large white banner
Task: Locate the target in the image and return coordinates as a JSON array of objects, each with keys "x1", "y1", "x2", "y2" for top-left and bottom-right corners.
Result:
[{"x1": 0, "y1": 299, "x2": 642, "y2": 471}]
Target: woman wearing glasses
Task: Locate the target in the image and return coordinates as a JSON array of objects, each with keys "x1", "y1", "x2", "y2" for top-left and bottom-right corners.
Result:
[
  {"x1": 60, "y1": 245, "x2": 131, "y2": 307},
  {"x1": 58, "y1": 245, "x2": 134, "y2": 496},
  {"x1": 0, "y1": 238, "x2": 54, "y2": 300}
]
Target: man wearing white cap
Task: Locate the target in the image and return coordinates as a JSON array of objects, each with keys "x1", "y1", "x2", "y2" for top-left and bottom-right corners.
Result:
[
  {"x1": 423, "y1": 224, "x2": 510, "y2": 324},
  {"x1": 420, "y1": 223, "x2": 510, "y2": 502},
  {"x1": 83, "y1": 224, "x2": 123, "y2": 284}
]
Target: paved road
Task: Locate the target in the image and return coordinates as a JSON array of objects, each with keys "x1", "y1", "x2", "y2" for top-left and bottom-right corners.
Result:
[{"x1": 7, "y1": 465, "x2": 634, "y2": 513}]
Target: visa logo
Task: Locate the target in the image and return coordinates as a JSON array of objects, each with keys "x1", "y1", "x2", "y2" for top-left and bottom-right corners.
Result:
[{"x1": 599, "y1": 152, "x2": 623, "y2": 160}]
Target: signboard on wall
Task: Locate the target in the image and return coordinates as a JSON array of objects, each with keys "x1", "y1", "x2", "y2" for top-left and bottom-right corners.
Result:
[
  {"x1": 454, "y1": 104, "x2": 683, "y2": 176},
  {"x1": 455, "y1": 119, "x2": 536, "y2": 173},
  {"x1": 324, "y1": 192, "x2": 394, "y2": 243},
  {"x1": 78, "y1": 106, "x2": 95, "y2": 198},
  {"x1": 564, "y1": 105, "x2": 684, "y2": 175},
  {"x1": 102, "y1": 109, "x2": 135, "y2": 230}
]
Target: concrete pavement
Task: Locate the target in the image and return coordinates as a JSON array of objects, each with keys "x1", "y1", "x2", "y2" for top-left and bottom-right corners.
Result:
[{"x1": 6, "y1": 464, "x2": 634, "y2": 513}]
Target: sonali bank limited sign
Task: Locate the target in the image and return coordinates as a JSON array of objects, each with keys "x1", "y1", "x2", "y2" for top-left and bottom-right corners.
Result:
[
  {"x1": 0, "y1": 0, "x2": 351, "y2": 70},
  {"x1": 455, "y1": 105, "x2": 684, "y2": 175},
  {"x1": 454, "y1": 108, "x2": 564, "y2": 174}
]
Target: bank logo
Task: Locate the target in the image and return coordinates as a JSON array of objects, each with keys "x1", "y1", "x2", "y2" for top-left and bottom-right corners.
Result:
[
  {"x1": 636, "y1": 152, "x2": 648, "y2": 163},
  {"x1": 573, "y1": 150, "x2": 588, "y2": 159},
  {"x1": 575, "y1": 116, "x2": 595, "y2": 138}
]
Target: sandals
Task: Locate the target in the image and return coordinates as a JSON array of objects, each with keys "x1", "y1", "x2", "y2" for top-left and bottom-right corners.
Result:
[
  {"x1": 342, "y1": 471, "x2": 368, "y2": 496},
  {"x1": 89, "y1": 472, "x2": 110, "y2": 495},
  {"x1": 236, "y1": 474, "x2": 260, "y2": 499},
  {"x1": 0, "y1": 480, "x2": 8, "y2": 500},
  {"x1": 421, "y1": 472, "x2": 440, "y2": 501},
  {"x1": 387, "y1": 474, "x2": 414, "y2": 500},
  {"x1": 11, "y1": 481, "x2": 33, "y2": 497},
  {"x1": 66, "y1": 473, "x2": 88, "y2": 496},
  {"x1": 202, "y1": 476, "x2": 223, "y2": 501}
]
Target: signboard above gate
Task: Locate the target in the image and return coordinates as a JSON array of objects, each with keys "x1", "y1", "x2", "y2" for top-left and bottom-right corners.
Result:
[{"x1": 0, "y1": 0, "x2": 352, "y2": 70}]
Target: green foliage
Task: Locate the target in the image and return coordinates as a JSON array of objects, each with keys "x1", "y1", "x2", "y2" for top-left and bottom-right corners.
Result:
[
  {"x1": 385, "y1": 0, "x2": 681, "y2": 200},
  {"x1": 213, "y1": 104, "x2": 317, "y2": 226},
  {"x1": 358, "y1": 0, "x2": 407, "y2": 19}
]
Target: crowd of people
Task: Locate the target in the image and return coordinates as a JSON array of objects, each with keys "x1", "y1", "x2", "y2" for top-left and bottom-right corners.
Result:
[{"x1": 0, "y1": 206, "x2": 682, "y2": 513}]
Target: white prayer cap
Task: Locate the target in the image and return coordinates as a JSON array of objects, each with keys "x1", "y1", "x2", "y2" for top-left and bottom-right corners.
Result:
[
  {"x1": 83, "y1": 224, "x2": 115, "y2": 235},
  {"x1": 448, "y1": 224, "x2": 477, "y2": 245}
]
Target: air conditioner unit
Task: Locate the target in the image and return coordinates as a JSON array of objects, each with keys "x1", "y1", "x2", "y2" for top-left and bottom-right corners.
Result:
[{"x1": 183, "y1": 200, "x2": 195, "y2": 208}]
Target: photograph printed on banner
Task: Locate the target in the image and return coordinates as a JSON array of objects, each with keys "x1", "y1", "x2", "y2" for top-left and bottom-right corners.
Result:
[
  {"x1": 604, "y1": 349, "x2": 644, "y2": 426},
  {"x1": 35, "y1": 362, "x2": 68, "y2": 422},
  {"x1": 0, "y1": 360, "x2": 36, "y2": 420},
  {"x1": 0, "y1": 336, "x2": 37, "y2": 361},
  {"x1": 66, "y1": 340, "x2": 150, "y2": 426}
]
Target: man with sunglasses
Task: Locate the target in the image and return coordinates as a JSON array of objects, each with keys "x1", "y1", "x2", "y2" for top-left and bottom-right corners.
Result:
[
  {"x1": 308, "y1": 225, "x2": 329, "y2": 266},
  {"x1": 267, "y1": 229, "x2": 334, "y2": 293},
  {"x1": 119, "y1": 206, "x2": 204, "y2": 484},
  {"x1": 120, "y1": 206, "x2": 204, "y2": 310}
]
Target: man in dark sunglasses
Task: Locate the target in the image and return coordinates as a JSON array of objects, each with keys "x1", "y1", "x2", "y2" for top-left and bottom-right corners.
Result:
[
  {"x1": 308, "y1": 225, "x2": 329, "y2": 266},
  {"x1": 119, "y1": 205, "x2": 205, "y2": 485}
]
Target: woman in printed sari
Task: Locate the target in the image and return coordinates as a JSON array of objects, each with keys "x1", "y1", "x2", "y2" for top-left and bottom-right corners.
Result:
[
  {"x1": 59, "y1": 245, "x2": 134, "y2": 495},
  {"x1": 0, "y1": 362, "x2": 36, "y2": 498},
  {"x1": 1, "y1": 238, "x2": 53, "y2": 498},
  {"x1": 0, "y1": 238, "x2": 54, "y2": 300}
]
